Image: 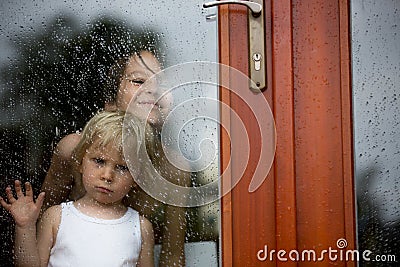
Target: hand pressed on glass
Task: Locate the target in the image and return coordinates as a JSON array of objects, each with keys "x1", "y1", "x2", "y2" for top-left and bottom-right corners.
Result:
[{"x1": 0, "y1": 180, "x2": 45, "y2": 229}]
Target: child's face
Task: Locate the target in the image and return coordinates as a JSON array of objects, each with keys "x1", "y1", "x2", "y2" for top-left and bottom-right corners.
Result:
[
  {"x1": 116, "y1": 51, "x2": 164, "y2": 125},
  {"x1": 155, "y1": 89, "x2": 174, "y2": 128},
  {"x1": 79, "y1": 139, "x2": 139, "y2": 205}
]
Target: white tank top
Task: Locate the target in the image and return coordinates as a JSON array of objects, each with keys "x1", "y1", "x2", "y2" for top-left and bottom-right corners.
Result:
[{"x1": 48, "y1": 202, "x2": 141, "y2": 267}]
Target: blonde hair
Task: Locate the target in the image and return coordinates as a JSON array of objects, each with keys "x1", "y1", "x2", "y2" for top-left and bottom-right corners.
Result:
[{"x1": 73, "y1": 110, "x2": 144, "y2": 167}]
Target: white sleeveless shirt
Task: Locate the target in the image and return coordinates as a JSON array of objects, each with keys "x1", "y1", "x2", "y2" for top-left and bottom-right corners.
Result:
[{"x1": 48, "y1": 202, "x2": 141, "y2": 267}]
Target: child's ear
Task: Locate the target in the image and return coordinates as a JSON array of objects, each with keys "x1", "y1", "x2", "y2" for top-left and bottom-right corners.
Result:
[{"x1": 104, "y1": 101, "x2": 117, "y2": 111}]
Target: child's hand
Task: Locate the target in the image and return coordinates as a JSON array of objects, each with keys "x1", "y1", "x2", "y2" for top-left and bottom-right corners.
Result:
[{"x1": 0, "y1": 180, "x2": 45, "y2": 228}]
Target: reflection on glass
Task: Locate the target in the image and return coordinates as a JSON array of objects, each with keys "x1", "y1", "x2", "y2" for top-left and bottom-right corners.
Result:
[
  {"x1": 0, "y1": 1, "x2": 219, "y2": 266},
  {"x1": 351, "y1": 0, "x2": 399, "y2": 266}
]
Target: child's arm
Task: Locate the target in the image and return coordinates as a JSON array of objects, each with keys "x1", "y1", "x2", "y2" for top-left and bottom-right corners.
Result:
[
  {"x1": 158, "y1": 163, "x2": 191, "y2": 267},
  {"x1": 40, "y1": 133, "x2": 80, "y2": 216},
  {"x1": 0, "y1": 180, "x2": 45, "y2": 267},
  {"x1": 159, "y1": 205, "x2": 187, "y2": 267},
  {"x1": 36, "y1": 205, "x2": 61, "y2": 266},
  {"x1": 137, "y1": 216, "x2": 155, "y2": 267}
]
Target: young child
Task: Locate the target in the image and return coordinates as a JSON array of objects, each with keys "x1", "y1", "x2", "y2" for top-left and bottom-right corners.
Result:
[
  {"x1": 41, "y1": 50, "x2": 190, "y2": 267},
  {"x1": 0, "y1": 111, "x2": 154, "y2": 267}
]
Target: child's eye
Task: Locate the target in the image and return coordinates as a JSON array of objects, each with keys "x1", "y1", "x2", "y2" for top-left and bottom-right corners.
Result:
[
  {"x1": 116, "y1": 165, "x2": 129, "y2": 172},
  {"x1": 93, "y1": 158, "x2": 105, "y2": 165},
  {"x1": 126, "y1": 78, "x2": 145, "y2": 86}
]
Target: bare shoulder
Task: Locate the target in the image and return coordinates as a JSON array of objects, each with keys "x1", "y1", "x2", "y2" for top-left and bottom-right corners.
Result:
[
  {"x1": 39, "y1": 205, "x2": 62, "y2": 235},
  {"x1": 55, "y1": 133, "x2": 81, "y2": 160},
  {"x1": 41, "y1": 205, "x2": 62, "y2": 223},
  {"x1": 139, "y1": 215, "x2": 153, "y2": 233},
  {"x1": 37, "y1": 205, "x2": 62, "y2": 249}
]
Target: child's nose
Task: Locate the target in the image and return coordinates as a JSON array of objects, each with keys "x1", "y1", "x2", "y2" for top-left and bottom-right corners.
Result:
[
  {"x1": 143, "y1": 81, "x2": 157, "y2": 95},
  {"x1": 101, "y1": 167, "x2": 114, "y2": 183}
]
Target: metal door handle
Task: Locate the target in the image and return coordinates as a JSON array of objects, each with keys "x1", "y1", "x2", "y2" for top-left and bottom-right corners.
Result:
[
  {"x1": 203, "y1": 0, "x2": 262, "y2": 17},
  {"x1": 203, "y1": 0, "x2": 266, "y2": 92}
]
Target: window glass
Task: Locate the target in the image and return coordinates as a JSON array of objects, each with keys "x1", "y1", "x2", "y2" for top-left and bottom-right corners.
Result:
[
  {"x1": 351, "y1": 1, "x2": 400, "y2": 266},
  {"x1": 0, "y1": 1, "x2": 219, "y2": 266}
]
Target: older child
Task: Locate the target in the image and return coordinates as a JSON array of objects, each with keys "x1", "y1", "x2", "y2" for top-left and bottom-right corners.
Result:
[
  {"x1": 0, "y1": 111, "x2": 154, "y2": 267},
  {"x1": 41, "y1": 50, "x2": 190, "y2": 267}
]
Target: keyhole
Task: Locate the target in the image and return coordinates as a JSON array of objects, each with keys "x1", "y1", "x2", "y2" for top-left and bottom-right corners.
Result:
[{"x1": 253, "y1": 53, "x2": 262, "y2": 71}]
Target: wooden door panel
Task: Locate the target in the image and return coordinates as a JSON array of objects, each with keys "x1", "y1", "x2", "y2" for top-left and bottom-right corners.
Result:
[{"x1": 219, "y1": 0, "x2": 355, "y2": 266}]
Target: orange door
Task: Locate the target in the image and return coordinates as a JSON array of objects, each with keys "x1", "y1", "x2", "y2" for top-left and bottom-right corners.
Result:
[{"x1": 219, "y1": 0, "x2": 356, "y2": 266}]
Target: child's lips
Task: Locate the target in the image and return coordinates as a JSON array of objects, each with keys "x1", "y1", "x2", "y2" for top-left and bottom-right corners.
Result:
[
  {"x1": 137, "y1": 100, "x2": 155, "y2": 105},
  {"x1": 95, "y1": 186, "x2": 113, "y2": 194},
  {"x1": 137, "y1": 101, "x2": 161, "y2": 108}
]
